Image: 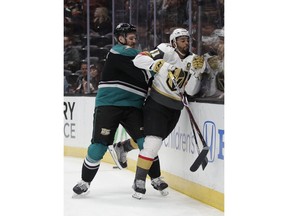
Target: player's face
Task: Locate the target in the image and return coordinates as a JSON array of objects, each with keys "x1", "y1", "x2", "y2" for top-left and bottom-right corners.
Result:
[
  {"x1": 176, "y1": 36, "x2": 189, "y2": 54},
  {"x1": 125, "y1": 32, "x2": 137, "y2": 48}
]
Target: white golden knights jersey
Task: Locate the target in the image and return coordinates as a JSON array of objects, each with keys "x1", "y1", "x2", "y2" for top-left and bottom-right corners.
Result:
[{"x1": 133, "y1": 43, "x2": 205, "y2": 110}]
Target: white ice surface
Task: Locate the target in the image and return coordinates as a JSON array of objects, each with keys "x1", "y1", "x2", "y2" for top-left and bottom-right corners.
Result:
[{"x1": 64, "y1": 156, "x2": 224, "y2": 216}]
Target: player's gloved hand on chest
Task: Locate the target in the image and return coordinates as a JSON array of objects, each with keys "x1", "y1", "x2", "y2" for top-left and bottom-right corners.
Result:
[
  {"x1": 190, "y1": 55, "x2": 206, "y2": 79},
  {"x1": 192, "y1": 55, "x2": 205, "y2": 69}
]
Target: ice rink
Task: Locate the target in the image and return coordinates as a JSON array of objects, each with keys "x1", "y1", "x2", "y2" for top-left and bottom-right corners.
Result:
[{"x1": 64, "y1": 156, "x2": 224, "y2": 216}]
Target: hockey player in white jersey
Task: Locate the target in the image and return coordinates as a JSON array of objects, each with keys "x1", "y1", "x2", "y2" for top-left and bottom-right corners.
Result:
[{"x1": 130, "y1": 28, "x2": 206, "y2": 199}]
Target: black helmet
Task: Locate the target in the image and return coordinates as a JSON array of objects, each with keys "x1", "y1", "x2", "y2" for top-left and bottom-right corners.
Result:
[{"x1": 114, "y1": 23, "x2": 136, "y2": 37}]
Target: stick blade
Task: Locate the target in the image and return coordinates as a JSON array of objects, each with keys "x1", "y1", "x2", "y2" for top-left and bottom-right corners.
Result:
[
  {"x1": 190, "y1": 146, "x2": 209, "y2": 172},
  {"x1": 201, "y1": 156, "x2": 209, "y2": 170}
]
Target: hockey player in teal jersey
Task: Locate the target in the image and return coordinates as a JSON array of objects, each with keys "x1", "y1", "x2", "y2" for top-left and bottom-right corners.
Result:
[{"x1": 72, "y1": 23, "x2": 168, "y2": 196}]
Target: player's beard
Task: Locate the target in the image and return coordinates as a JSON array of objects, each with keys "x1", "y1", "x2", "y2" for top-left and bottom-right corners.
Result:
[
  {"x1": 129, "y1": 42, "x2": 136, "y2": 48},
  {"x1": 177, "y1": 46, "x2": 189, "y2": 57},
  {"x1": 183, "y1": 45, "x2": 189, "y2": 53}
]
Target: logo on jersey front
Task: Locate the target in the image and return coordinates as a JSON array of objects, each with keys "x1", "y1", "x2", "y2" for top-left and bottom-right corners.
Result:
[{"x1": 166, "y1": 69, "x2": 189, "y2": 91}]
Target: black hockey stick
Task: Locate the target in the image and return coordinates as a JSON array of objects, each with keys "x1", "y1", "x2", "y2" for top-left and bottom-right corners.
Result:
[
  {"x1": 168, "y1": 71, "x2": 209, "y2": 172},
  {"x1": 183, "y1": 97, "x2": 209, "y2": 171},
  {"x1": 187, "y1": 104, "x2": 209, "y2": 170}
]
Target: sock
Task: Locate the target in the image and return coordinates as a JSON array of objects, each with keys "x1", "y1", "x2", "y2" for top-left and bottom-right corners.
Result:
[
  {"x1": 81, "y1": 156, "x2": 100, "y2": 183},
  {"x1": 135, "y1": 154, "x2": 154, "y2": 181},
  {"x1": 148, "y1": 156, "x2": 161, "y2": 179}
]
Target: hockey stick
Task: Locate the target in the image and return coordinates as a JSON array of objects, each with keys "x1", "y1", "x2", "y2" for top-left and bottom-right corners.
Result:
[
  {"x1": 168, "y1": 71, "x2": 209, "y2": 172},
  {"x1": 182, "y1": 96, "x2": 209, "y2": 171},
  {"x1": 189, "y1": 107, "x2": 208, "y2": 170},
  {"x1": 107, "y1": 145, "x2": 124, "y2": 170}
]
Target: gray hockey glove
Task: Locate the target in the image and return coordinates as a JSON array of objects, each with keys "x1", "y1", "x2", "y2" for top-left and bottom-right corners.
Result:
[{"x1": 207, "y1": 55, "x2": 220, "y2": 71}]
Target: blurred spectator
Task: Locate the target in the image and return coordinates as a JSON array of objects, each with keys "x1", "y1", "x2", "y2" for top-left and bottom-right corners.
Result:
[
  {"x1": 74, "y1": 62, "x2": 88, "y2": 94},
  {"x1": 216, "y1": 70, "x2": 224, "y2": 93},
  {"x1": 196, "y1": 24, "x2": 224, "y2": 99},
  {"x1": 202, "y1": 27, "x2": 224, "y2": 56},
  {"x1": 64, "y1": 0, "x2": 73, "y2": 19},
  {"x1": 215, "y1": 0, "x2": 224, "y2": 28},
  {"x1": 64, "y1": 1, "x2": 73, "y2": 34},
  {"x1": 76, "y1": 81, "x2": 95, "y2": 95},
  {"x1": 64, "y1": 76, "x2": 70, "y2": 94},
  {"x1": 114, "y1": 0, "x2": 130, "y2": 23},
  {"x1": 91, "y1": 6, "x2": 112, "y2": 36},
  {"x1": 215, "y1": 34, "x2": 224, "y2": 95},
  {"x1": 158, "y1": 0, "x2": 188, "y2": 31},
  {"x1": 74, "y1": 62, "x2": 99, "y2": 94},
  {"x1": 65, "y1": 73, "x2": 79, "y2": 94},
  {"x1": 89, "y1": 64, "x2": 102, "y2": 93},
  {"x1": 198, "y1": 52, "x2": 224, "y2": 99},
  {"x1": 82, "y1": 0, "x2": 112, "y2": 13},
  {"x1": 217, "y1": 37, "x2": 224, "y2": 61},
  {"x1": 67, "y1": 6, "x2": 85, "y2": 35},
  {"x1": 64, "y1": 35, "x2": 81, "y2": 73},
  {"x1": 64, "y1": 1, "x2": 83, "y2": 34},
  {"x1": 185, "y1": 0, "x2": 198, "y2": 21},
  {"x1": 148, "y1": 19, "x2": 163, "y2": 50}
]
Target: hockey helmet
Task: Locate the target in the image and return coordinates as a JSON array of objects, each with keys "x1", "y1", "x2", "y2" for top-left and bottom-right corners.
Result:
[
  {"x1": 114, "y1": 23, "x2": 137, "y2": 37},
  {"x1": 169, "y1": 28, "x2": 190, "y2": 44}
]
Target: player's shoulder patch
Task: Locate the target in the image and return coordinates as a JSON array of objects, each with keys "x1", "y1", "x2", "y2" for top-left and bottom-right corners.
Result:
[{"x1": 151, "y1": 59, "x2": 165, "y2": 73}]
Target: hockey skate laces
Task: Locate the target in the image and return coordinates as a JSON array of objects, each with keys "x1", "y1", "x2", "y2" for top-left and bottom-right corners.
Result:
[
  {"x1": 152, "y1": 177, "x2": 165, "y2": 184},
  {"x1": 77, "y1": 180, "x2": 89, "y2": 189}
]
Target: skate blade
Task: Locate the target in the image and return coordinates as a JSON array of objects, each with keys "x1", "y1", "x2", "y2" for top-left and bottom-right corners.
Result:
[
  {"x1": 132, "y1": 192, "x2": 143, "y2": 200},
  {"x1": 72, "y1": 190, "x2": 90, "y2": 198},
  {"x1": 159, "y1": 189, "x2": 169, "y2": 196}
]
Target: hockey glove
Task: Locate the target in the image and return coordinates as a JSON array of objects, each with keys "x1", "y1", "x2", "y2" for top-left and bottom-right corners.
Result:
[
  {"x1": 190, "y1": 55, "x2": 206, "y2": 79},
  {"x1": 207, "y1": 55, "x2": 220, "y2": 70},
  {"x1": 192, "y1": 55, "x2": 205, "y2": 70}
]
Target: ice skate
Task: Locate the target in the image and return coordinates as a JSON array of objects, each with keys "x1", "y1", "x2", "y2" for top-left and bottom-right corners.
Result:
[
  {"x1": 132, "y1": 179, "x2": 146, "y2": 200},
  {"x1": 112, "y1": 142, "x2": 128, "y2": 168},
  {"x1": 72, "y1": 180, "x2": 90, "y2": 197},
  {"x1": 151, "y1": 177, "x2": 169, "y2": 196}
]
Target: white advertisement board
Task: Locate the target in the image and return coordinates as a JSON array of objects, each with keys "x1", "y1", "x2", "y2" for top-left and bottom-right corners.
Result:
[
  {"x1": 63, "y1": 96, "x2": 95, "y2": 148},
  {"x1": 64, "y1": 97, "x2": 224, "y2": 194}
]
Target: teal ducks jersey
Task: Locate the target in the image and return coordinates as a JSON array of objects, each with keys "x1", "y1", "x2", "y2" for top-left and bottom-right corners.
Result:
[{"x1": 96, "y1": 44, "x2": 151, "y2": 108}]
